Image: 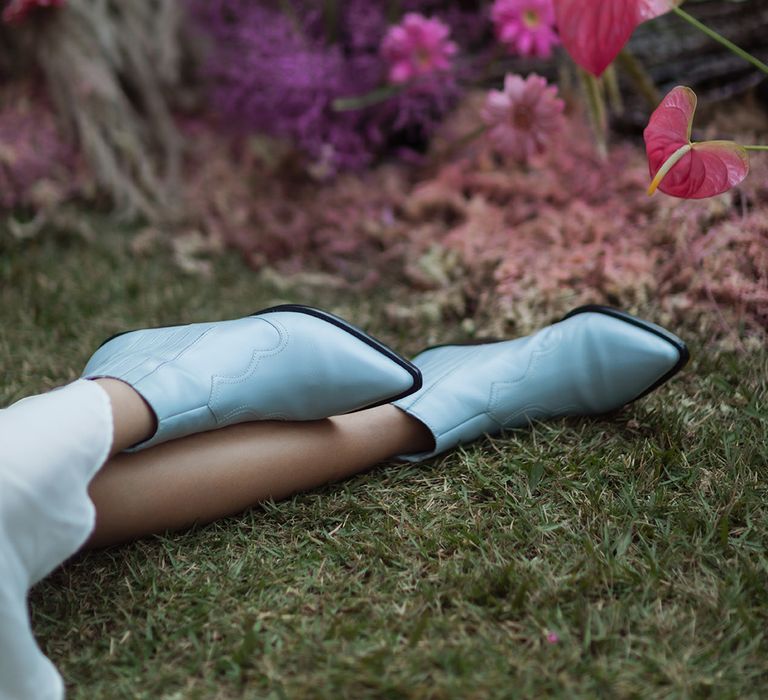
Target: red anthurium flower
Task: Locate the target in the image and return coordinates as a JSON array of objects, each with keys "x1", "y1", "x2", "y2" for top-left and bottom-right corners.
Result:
[
  {"x1": 643, "y1": 86, "x2": 749, "y2": 199},
  {"x1": 554, "y1": 0, "x2": 682, "y2": 77}
]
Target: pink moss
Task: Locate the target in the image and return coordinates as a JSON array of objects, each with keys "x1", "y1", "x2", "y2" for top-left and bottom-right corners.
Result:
[
  {"x1": 181, "y1": 119, "x2": 409, "y2": 286},
  {"x1": 183, "y1": 97, "x2": 767, "y2": 333},
  {"x1": 410, "y1": 103, "x2": 768, "y2": 330}
]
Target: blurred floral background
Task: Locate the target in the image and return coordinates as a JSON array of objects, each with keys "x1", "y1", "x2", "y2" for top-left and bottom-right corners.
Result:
[{"x1": 1, "y1": 0, "x2": 766, "y2": 333}]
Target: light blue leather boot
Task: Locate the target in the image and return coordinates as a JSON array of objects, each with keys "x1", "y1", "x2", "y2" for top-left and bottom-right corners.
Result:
[
  {"x1": 83, "y1": 305, "x2": 421, "y2": 451},
  {"x1": 393, "y1": 306, "x2": 689, "y2": 461}
]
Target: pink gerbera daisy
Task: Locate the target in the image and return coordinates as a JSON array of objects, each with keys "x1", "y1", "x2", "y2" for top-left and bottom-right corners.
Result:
[
  {"x1": 482, "y1": 73, "x2": 565, "y2": 162},
  {"x1": 381, "y1": 13, "x2": 458, "y2": 85},
  {"x1": 491, "y1": 0, "x2": 559, "y2": 58}
]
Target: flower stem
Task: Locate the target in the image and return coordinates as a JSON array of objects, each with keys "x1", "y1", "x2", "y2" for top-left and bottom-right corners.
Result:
[
  {"x1": 603, "y1": 64, "x2": 624, "y2": 115},
  {"x1": 429, "y1": 124, "x2": 488, "y2": 166},
  {"x1": 278, "y1": 0, "x2": 303, "y2": 34},
  {"x1": 323, "y1": 0, "x2": 340, "y2": 43},
  {"x1": 387, "y1": 0, "x2": 402, "y2": 22},
  {"x1": 616, "y1": 50, "x2": 660, "y2": 108},
  {"x1": 648, "y1": 143, "x2": 692, "y2": 195},
  {"x1": 452, "y1": 124, "x2": 488, "y2": 151},
  {"x1": 333, "y1": 83, "x2": 405, "y2": 111},
  {"x1": 578, "y1": 68, "x2": 608, "y2": 158},
  {"x1": 673, "y1": 7, "x2": 768, "y2": 76},
  {"x1": 743, "y1": 145, "x2": 768, "y2": 151}
]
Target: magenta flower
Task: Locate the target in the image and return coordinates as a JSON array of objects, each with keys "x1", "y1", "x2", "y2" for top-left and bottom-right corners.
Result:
[
  {"x1": 492, "y1": 0, "x2": 559, "y2": 58},
  {"x1": 381, "y1": 13, "x2": 458, "y2": 85},
  {"x1": 2, "y1": 0, "x2": 64, "y2": 24},
  {"x1": 482, "y1": 73, "x2": 565, "y2": 162}
]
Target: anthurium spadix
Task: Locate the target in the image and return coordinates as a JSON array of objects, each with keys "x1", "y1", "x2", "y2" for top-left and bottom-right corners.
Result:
[
  {"x1": 554, "y1": 0, "x2": 683, "y2": 77},
  {"x1": 644, "y1": 86, "x2": 749, "y2": 199}
]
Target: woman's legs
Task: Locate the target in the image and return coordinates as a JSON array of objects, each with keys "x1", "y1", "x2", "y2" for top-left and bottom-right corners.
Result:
[
  {"x1": 0, "y1": 304, "x2": 688, "y2": 699},
  {"x1": 86, "y1": 404, "x2": 433, "y2": 548},
  {"x1": 85, "y1": 306, "x2": 690, "y2": 549}
]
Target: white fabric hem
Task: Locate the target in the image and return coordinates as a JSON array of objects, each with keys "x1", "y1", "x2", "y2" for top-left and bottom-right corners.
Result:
[{"x1": 0, "y1": 380, "x2": 113, "y2": 700}]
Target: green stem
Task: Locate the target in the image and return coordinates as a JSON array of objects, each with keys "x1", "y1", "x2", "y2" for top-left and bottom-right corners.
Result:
[
  {"x1": 616, "y1": 49, "x2": 660, "y2": 108},
  {"x1": 387, "y1": 0, "x2": 402, "y2": 22},
  {"x1": 480, "y1": 44, "x2": 509, "y2": 87},
  {"x1": 673, "y1": 7, "x2": 768, "y2": 76},
  {"x1": 278, "y1": 0, "x2": 303, "y2": 35},
  {"x1": 451, "y1": 124, "x2": 488, "y2": 151},
  {"x1": 332, "y1": 83, "x2": 405, "y2": 111},
  {"x1": 324, "y1": 0, "x2": 339, "y2": 44},
  {"x1": 578, "y1": 68, "x2": 608, "y2": 158},
  {"x1": 743, "y1": 145, "x2": 768, "y2": 151},
  {"x1": 603, "y1": 64, "x2": 624, "y2": 115},
  {"x1": 431, "y1": 125, "x2": 488, "y2": 164}
]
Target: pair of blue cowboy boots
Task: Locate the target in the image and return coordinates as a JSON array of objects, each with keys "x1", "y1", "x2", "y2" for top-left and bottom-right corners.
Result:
[{"x1": 83, "y1": 304, "x2": 689, "y2": 460}]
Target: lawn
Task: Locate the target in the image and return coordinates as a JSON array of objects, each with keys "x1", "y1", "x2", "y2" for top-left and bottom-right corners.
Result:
[{"x1": 2, "y1": 226, "x2": 767, "y2": 699}]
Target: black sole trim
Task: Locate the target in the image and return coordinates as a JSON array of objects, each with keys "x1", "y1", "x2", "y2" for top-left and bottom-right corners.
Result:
[
  {"x1": 560, "y1": 304, "x2": 690, "y2": 402},
  {"x1": 97, "y1": 327, "x2": 139, "y2": 349},
  {"x1": 253, "y1": 304, "x2": 422, "y2": 407}
]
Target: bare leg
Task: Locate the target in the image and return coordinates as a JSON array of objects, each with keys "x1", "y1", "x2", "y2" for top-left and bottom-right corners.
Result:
[
  {"x1": 91, "y1": 378, "x2": 155, "y2": 456},
  {"x1": 86, "y1": 405, "x2": 433, "y2": 548}
]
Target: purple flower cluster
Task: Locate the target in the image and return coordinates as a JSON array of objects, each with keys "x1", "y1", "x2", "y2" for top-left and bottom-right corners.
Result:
[{"x1": 190, "y1": 0, "x2": 465, "y2": 171}]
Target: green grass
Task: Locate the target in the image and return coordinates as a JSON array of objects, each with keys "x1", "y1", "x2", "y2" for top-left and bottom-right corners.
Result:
[{"x1": 2, "y1": 226, "x2": 767, "y2": 699}]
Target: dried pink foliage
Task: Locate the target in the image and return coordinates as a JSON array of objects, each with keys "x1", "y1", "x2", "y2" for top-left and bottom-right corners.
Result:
[
  {"x1": 183, "y1": 99, "x2": 767, "y2": 333},
  {"x1": 0, "y1": 85, "x2": 77, "y2": 210},
  {"x1": 181, "y1": 119, "x2": 409, "y2": 286},
  {"x1": 412, "y1": 103, "x2": 767, "y2": 330}
]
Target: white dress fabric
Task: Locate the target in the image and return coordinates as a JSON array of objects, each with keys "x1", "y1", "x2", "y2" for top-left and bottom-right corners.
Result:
[{"x1": 0, "y1": 380, "x2": 112, "y2": 700}]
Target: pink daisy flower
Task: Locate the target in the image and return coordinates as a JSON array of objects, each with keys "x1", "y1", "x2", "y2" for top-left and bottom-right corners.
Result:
[
  {"x1": 482, "y1": 73, "x2": 565, "y2": 162},
  {"x1": 491, "y1": 0, "x2": 559, "y2": 58},
  {"x1": 381, "y1": 13, "x2": 458, "y2": 85}
]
